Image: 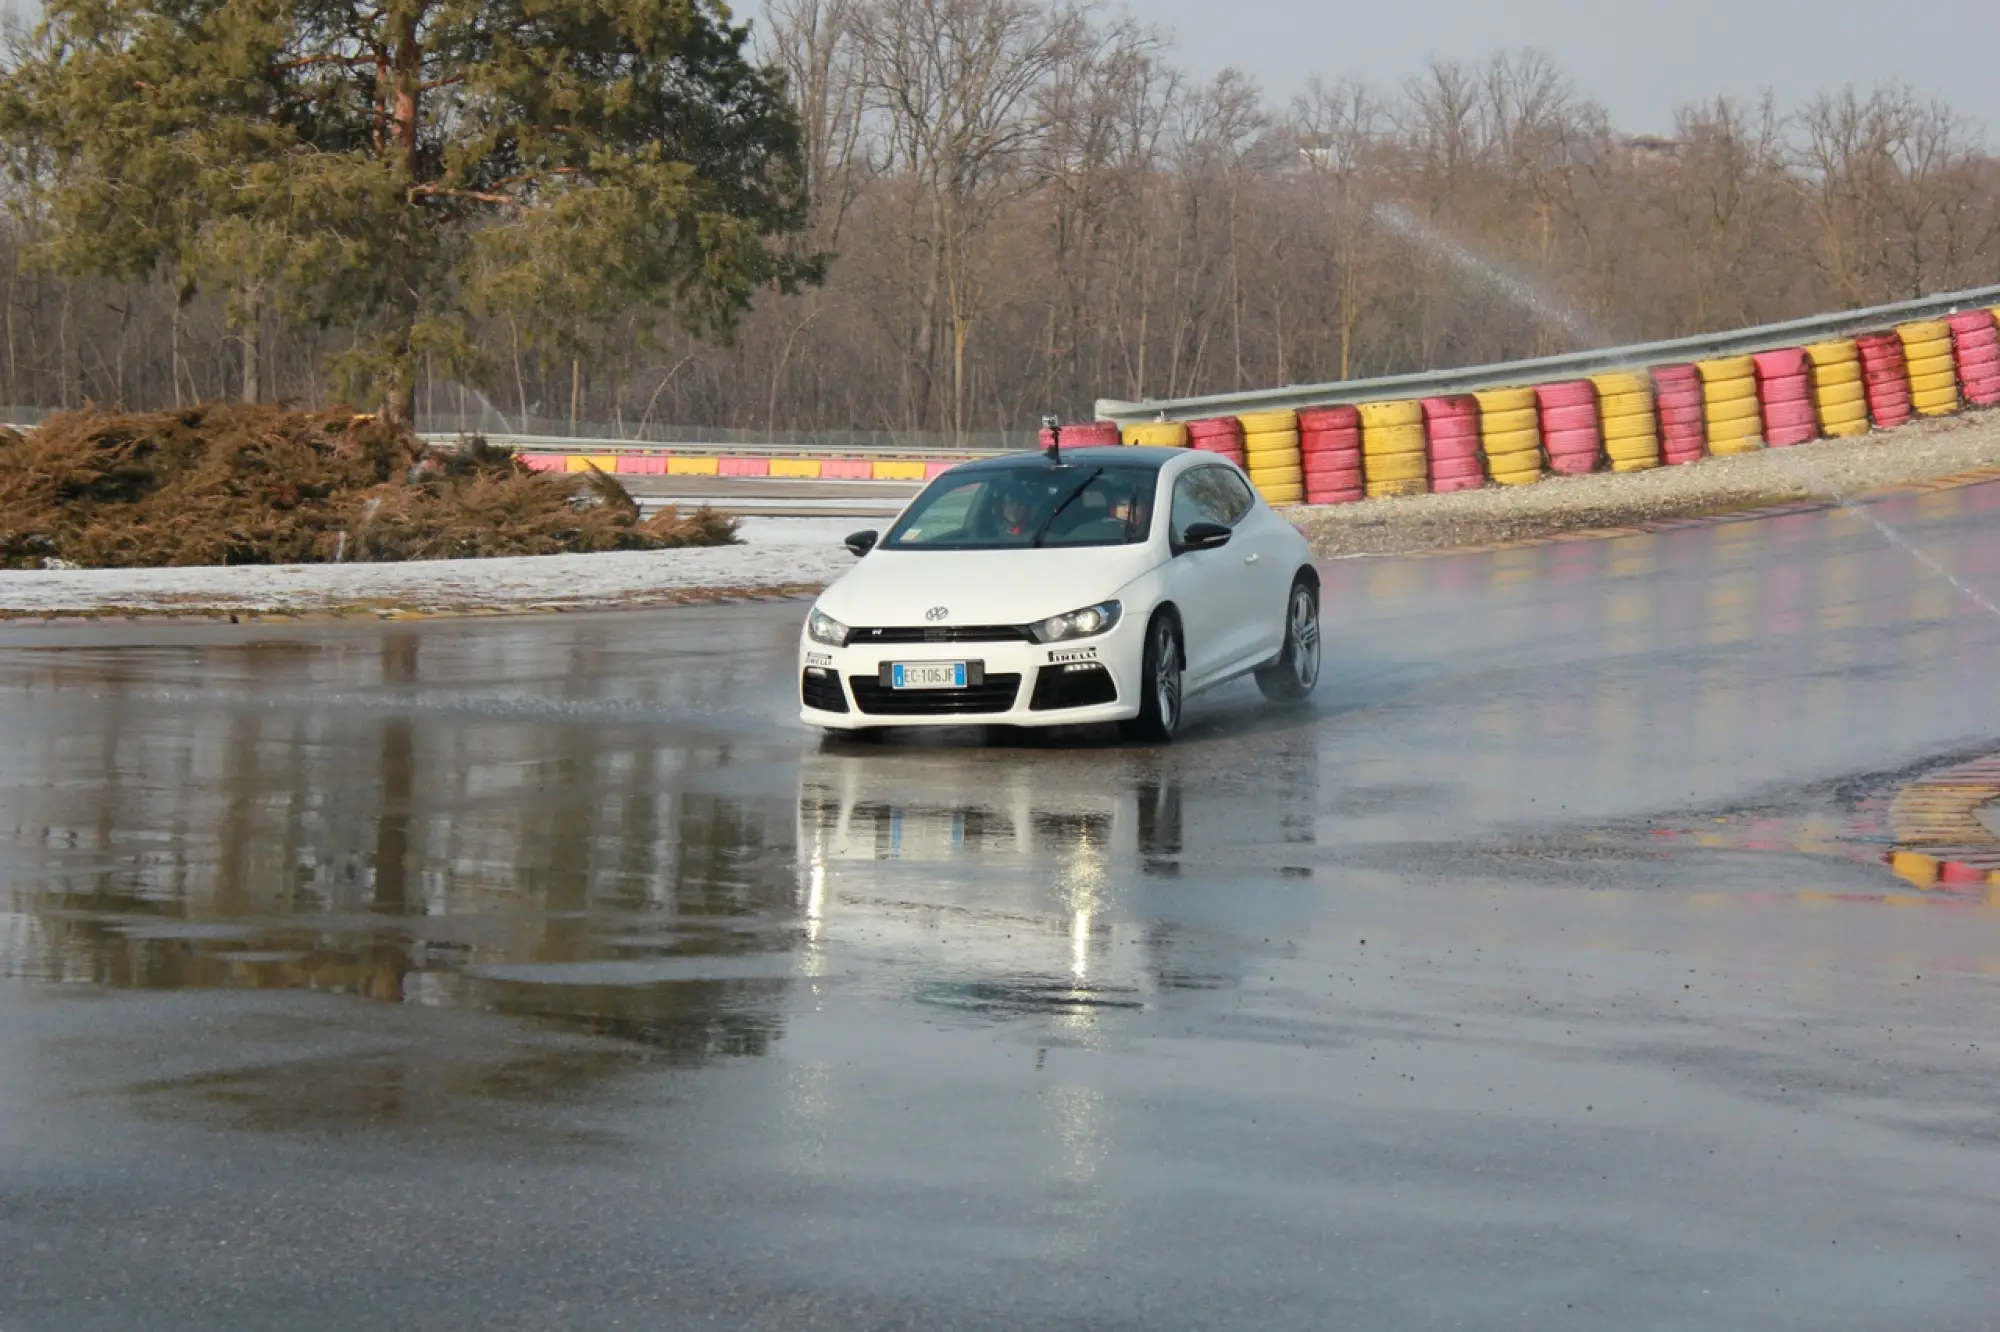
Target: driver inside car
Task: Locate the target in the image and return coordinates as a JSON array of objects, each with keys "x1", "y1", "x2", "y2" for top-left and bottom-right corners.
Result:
[{"x1": 985, "y1": 480, "x2": 1040, "y2": 539}]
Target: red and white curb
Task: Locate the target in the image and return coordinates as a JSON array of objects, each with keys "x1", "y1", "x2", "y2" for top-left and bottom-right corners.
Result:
[{"x1": 1883, "y1": 753, "x2": 2000, "y2": 892}]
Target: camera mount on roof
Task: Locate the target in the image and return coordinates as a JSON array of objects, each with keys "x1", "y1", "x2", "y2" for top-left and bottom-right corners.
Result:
[{"x1": 1041, "y1": 414, "x2": 1061, "y2": 464}]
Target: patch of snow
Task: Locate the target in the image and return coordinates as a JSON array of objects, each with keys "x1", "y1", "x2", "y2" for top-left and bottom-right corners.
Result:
[{"x1": 0, "y1": 516, "x2": 863, "y2": 615}]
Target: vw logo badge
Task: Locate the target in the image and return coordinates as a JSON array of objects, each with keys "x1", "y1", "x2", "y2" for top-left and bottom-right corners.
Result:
[{"x1": 925, "y1": 606, "x2": 949, "y2": 622}]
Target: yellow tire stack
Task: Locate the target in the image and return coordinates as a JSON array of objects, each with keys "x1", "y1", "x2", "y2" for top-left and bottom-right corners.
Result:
[
  {"x1": 1804, "y1": 340, "x2": 1870, "y2": 438},
  {"x1": 1358, "y1": 400, "x2": 1428, "y2": 499},
  {"x1": 1473, "y1": 387, "x2": 1542, "y2": 486},
  {"x1": 1697, "y1": 355, "x2": 1762, "y2": 455},
  {"x1": 1238, "y1": 408, "x2": 1302, "y2": 505},
  {"x1": 1121, "y1": 421, "x2": 1189, "y2": 447},
  {"x1": 1896, "y1": 320, "x2": 1960, "y2": 417},
  {"x1": 1590, "y1": 371, "x2": 1660, "y2": 472}
]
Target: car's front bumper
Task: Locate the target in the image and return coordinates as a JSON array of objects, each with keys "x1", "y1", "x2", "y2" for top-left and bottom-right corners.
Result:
[{"x1": 797, "y1": 623, "x2": 1145, "y2": 730}]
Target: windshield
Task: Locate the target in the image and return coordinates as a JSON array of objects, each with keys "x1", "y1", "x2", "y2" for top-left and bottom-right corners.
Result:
[{"x1": 882, "y1": 463, "x2": 1157, "y2": 550}]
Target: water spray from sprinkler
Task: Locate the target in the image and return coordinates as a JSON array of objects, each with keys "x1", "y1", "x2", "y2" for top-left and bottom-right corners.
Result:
[{"x1": 1371, "y1": 201, "x2": 1616, "y2": 348}]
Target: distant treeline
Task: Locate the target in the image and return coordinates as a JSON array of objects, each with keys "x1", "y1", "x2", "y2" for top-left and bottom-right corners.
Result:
[{"x1": 3, "y1": 0, "x2": 1996, "y2": 438}]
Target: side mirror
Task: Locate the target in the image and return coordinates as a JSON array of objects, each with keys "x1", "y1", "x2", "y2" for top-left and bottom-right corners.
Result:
[
  {"x1": 844, "y1": 529, "x2": 879, "y2": 557},
  {"x1": 1178, "y1": 521, "x2": 1231, "y2": 553}
]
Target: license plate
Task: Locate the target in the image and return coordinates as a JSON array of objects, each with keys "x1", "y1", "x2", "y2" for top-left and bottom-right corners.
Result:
[{"x1": 891, "y1": 661, "x2": 967, "y2": 690}]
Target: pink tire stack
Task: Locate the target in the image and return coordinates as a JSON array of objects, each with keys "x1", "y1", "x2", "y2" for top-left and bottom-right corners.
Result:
[
  {"x1": 1652, "y1": 364, "x2": 1706, "y2": 464},
  {"x1": 1947, "y1": 310, "x2": 2000, "y2": 407},
  {"x1": 1298, "y1": 406, "x2": 1364, "y2": 504},
  {"x1": 1535, "y1": 380, "x2": 1602, "y2": 475},
  {"x1": 1752, "y1": 348, "x2": 1818, "y2": 447},
  {"x1": 1040, "y1": 421, "x2": 1121, "y2": 448},
  {"x1": 1421, "y1": 395, "x2": 1485, "y2": 494},
  {"x1": 1856, "y1": 334, "x2": 1915, "y2": 429},
  {"x1": 1187, "y1": 416, "x2": 1247, "y2": 467}
]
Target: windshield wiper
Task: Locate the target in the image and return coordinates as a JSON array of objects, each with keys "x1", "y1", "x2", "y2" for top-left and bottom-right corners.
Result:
[{"x1": 1032, "y1": 468, "x2": 1103, "y2": 547}]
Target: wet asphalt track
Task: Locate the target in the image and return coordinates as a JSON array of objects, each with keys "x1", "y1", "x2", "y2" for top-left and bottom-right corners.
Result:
[{"x1": 4, "y1": 484, "x2": 2000, "y2": 1330}]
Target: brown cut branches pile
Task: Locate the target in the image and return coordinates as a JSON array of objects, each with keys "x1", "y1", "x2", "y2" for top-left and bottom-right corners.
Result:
[{"x1": 0, "y1": 405, "x2": 737, "y2": 569}]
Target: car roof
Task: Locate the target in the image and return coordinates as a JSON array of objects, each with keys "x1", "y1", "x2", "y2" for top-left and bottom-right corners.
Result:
[{"x1": 944, "y1": 445, "x2": 1197, "y2": 476}]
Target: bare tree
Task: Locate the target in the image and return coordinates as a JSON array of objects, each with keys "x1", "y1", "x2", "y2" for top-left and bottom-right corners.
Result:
[
  {"x1": 1292, "y1": 78, "x2": 1387, "y2": 379},
  {"x1": 848, "y1": 0, "x2": 1084, "y2": 437}
]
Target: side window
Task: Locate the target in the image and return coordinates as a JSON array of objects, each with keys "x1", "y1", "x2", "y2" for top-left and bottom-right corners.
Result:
[
  {"x1": 1212, "y1": 469, "x2": 1255, "y2": 524},
  {"x1": 1170, "y1": 467, "x2": 1241, "y2": 545}
]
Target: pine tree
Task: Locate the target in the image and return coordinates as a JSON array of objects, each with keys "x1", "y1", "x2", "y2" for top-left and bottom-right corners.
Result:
[{"x1": 1, "y1": 0, "x2": 821, "y2": 422}]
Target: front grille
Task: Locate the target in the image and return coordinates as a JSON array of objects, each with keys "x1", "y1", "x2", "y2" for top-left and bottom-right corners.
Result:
[
  {"x1": 850, "y1": 625, "x2": 1035, "y2": 645},
  {"x1": 1030, "y1": 663, "x2": 1119, "y2": 711},
  {"x1": 850, "y1": 673, "x2": 1022, "y2": 716},
  {"x1": 801, "y1": 667, "x2": 849, "y2": 713}
]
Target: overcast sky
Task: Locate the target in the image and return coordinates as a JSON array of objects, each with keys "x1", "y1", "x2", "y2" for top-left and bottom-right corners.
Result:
[
  {"x1": 733, "y1": 0, "x2": 1997, "y2": 139},
  {"x1": 1085, "y1": 0, "x2": 1998, "y2": 134},
  {"x1": 9, "y1": 0, "x2": 1982, "y2": 139}
]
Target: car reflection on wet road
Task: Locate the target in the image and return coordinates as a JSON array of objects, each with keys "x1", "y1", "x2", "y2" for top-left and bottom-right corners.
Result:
[{"x1": 3, "y1": 483, "x2": 2000, "y2": 1330}]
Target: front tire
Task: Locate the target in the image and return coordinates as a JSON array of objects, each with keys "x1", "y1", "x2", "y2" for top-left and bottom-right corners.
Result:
[
  {"x1": 1120, "y1": 612, "x2": 1183, "y2": 743},
  {"x1": 1256, "y1": 577, "x2": 1321, "y2": 704}
]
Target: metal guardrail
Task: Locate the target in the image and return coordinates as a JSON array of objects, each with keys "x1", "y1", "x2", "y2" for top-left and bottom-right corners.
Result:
[
  {"x1": 0, "y1": 408, "x2": 1017, "y2": 457},
  {"x1": 414, "y1": 413, "x2": 1017, "y2": 453},
  {"x1": 1094, "y1": 283, "x2": 2000, "y2": 424},
  {"x1": 414, "y1": 431, "x2": 998, "y2": 460}
]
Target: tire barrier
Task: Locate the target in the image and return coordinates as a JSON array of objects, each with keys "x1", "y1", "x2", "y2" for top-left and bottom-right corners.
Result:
[
  {"x1": 512, "y1": 295, "x2": 2000, "y2": 513},
  {"x1": 1358, "y1": 400, "x2": 1429, "y2": 499},
  {"x1": 1121, "y1": 420, "x2": 1189, "y2": 447},
  {"x1": 1474, "y1": 386, "x2": 1543, "y2": 486},
  {"x1": 1534, "y1": 379, "x2": 1602, "y2": 475},
  {"x1": 1751, "y1": 347, "x2": 1818, "y2": 447},
  {"x1": 1947, "y1": 310, "x2": 2000, "y2": 408},
  {"x1": 1856, "y1": 332, "x2": 1915, "y2": 429},
  {"x1": 1896, "y1": 320, "x2": 1960, "y2": 417},
  {"x1": 1649, "y1": 363, "x2": 1707, "y2": 466},
  {"x1": 1298, "y1": 405, "x2": 1363, "y2": 505},
  {"x1": 1697, "y1": 355, "x2": 1762, "y2": 456},
  {"x1": 1421, "y1": 395, "x2": 1484, "y2": 494},
  {"x1": 1187, "y1": 416, "x2": 1247, "y2": 468},
  {"x1": 1803, "y1": 340, "x2": 1870, "y2": 438},
  {"x1": 1590, "y1": 370, "x2": 1660, "y2": 472},
  {"x1": 1239, "y1": 407, "x2": 1304, "y2": 506},
  {"x1": 1041, "y1": 421, "x2": 1121, "y2": 448}
]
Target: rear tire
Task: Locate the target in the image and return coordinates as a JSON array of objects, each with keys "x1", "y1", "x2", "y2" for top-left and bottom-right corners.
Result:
[
  {"x1": 1119, "y1": 612, "x2": 1183, "y2": 744},
  {"x1": 1256, "y1": 577, "x2": 1321, "y2": 704}
]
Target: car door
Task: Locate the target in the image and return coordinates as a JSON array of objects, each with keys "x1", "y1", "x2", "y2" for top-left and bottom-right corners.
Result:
[
  {"x1": 1163, "y1": 464, "x2": 1259, "y2": 685},
  {"x1": 1215, "y1": 470, "x2": 1294, "y2": 661}
]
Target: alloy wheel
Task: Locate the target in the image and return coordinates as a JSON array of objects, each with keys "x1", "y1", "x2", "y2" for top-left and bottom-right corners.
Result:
[
  {"x1": 1290, "y1": 587, "x2": 1321, "y2": 690},
  {"x1": 1153, "y1": 619, "x2": 1182, "y2": 732}
]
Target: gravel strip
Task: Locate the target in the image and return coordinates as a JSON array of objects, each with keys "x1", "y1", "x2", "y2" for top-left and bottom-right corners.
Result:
[{"x1": 1293, "y1": 411, "x2": 2000, "y2": 557}]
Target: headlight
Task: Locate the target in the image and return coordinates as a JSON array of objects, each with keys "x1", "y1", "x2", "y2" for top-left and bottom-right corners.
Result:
[
  {"x1": 807, "y1": 608, "x2": 851, "y2": 647},
  {"x1": 1029, "y1": 600, "x2": 1122, "y2": 644}
]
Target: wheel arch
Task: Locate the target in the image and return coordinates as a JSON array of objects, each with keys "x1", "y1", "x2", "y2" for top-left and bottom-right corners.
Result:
[{"x1": 1147, "y1": 600, "x2": 1186, "y2": 666}]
